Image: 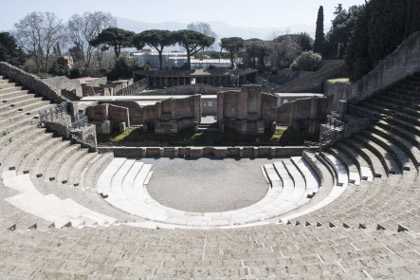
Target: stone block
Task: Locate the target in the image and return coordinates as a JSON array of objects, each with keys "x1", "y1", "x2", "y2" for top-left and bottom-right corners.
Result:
[
  {"x1": 119, "y1": 121, "x2": 126, "y2": 133},
  {"x1": 212, "y1": 147, "x2": 227, "y2": 158},
  {"x1": 96, "y1": 120, "x2": 112, "y2": 134},
  {"x1": 146, "y1": 147, "x2": 162, "y2": 157},
  {"x1": 189, "y1": 147, "x2": 203, "y2": 159}
]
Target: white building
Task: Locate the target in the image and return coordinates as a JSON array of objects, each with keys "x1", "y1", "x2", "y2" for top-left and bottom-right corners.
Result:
[{"x1": 131, "y1": 51, "x2": 231, "y2": 70}]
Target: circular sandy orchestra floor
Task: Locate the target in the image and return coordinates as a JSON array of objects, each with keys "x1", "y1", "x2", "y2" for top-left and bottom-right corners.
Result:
[{"x1": 143, "y1": 158, "x2": 270, "y2": 213}]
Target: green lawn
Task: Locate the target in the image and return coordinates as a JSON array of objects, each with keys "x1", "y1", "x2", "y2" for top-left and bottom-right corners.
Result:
[{"x1": 97, "y1": 125, "x2": 319, "y2": 147}]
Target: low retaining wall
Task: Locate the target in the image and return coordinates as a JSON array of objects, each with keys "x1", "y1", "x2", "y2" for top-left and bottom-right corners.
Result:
[
  {"x1": 98, "y1": 146, "x2": 308, "y2": 159},
  {"x1": 0, "y1": 62, "x2": 67, "y2": 103}
]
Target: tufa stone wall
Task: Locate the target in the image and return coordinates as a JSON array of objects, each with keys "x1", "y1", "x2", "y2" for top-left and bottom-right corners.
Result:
[
  {"x1": 276, "y1": 96, "x2": 329, "y2": 133},
  {"x1": 100, "y1": 146, "x2": 306, "y2": 159},
  {"x1": 87, "y1": 103, "x2": 130, "y2": 134},
  {"x1": 0, "y1": 62, "x2": 67, "y2": 103},
  {"x1": 140, "y1": 84, "x2": 221, "y2": 96},
  {"x1": 142, "y1": 95, "x2": 201, "y2": 134},
  {"x1": 273, "y1": 61, "x2": 347, "y2": 93},
  {"x1": 217, "y1": 85, "x2": 277, "y2": 134},
  {"x1": 43, "y1": 76, "x2": 83, "y2": 99}
]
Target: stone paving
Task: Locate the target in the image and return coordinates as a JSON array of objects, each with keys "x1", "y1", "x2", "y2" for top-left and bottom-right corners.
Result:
[{"x1": 144, "y1": 157, "x2": 269, "y2": 212}]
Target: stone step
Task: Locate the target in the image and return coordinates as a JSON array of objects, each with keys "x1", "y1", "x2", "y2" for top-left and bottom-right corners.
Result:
[
  {"x1": 3, "y1": 172, "x2": 117, "y2": 229},
  {"x1": 382, "y1": 90, "x2": 420, "y2": 105},
  {"x1": 377, "y1": 119, "x2": 420, "y2": 152},
  {"x1": 17, "y1": 135, "x2": 63, "y2": 174},
  {"x1": 67, "y1": 152, "x2": 99, "y2": 186},
  {"x1": 263, "y1": 163, "x2": 281, "y2": 189},
  {"x1": 0, "y1": 99, "x2": 51, "y2": 119},
  {"x1": 96, "y1": 158, "x2": 127, "y2": 196},
  {"x1": 44, "y1": 144, "x2": 82, "y2": 182},
  {"x1": 335, "y1": 142, "x2": 373, "y2": 181},
  {"x1": 345, "y1": 138, "x2": 386, "y2": 178},
  {"x1": 56, "y1": 149, "x2": 88, "y2": 183},
  {"x1": 386, "y1": 117, "x2": 420, "y2": 137},
  {"x1": 81, "y1": 152, "x2": 114, "y2": 190},
  {"x1": 403, "y1": 107, "x2": 420, "y2": 118},
  {"x1": 0, "y1": 95, "x2": 43, "y2": 112},
  {"x1": 0, "y1": 103, "x2": 53, "y2": 132},
  {"x1": 0, "y1": 128, "x2": 48, "y2": 170},
  {"x1": 0, "y1": 124, "x2": 36, "y2": 148},
  {"x1": 0, "y1": 90, "x2": 31, "y2": 102},
  {"x1": 369, "y1": 96, "x2": 407, "y2": 111},
  {"x1": 353, "y1": 134, "x2": 401, "y2": 175},
  {"x1": 322, "y1": 153, "x2": 349, "y2": 187},
  {"x1": 360, "y1": 100, "x2": 394, "y2": 115},
  {"x1": 2, "y1": 132, "x2": 54, "y2": 172},
  {"x1": 361, "y1": 130, "x2": 415, "y2": 172},
  {"x1": 371, "y1": 125, "x2": 420, "y2": 169},
  {"x1": 327, "y1": 147, "x2": 360, "y2": 185},
  {"x1": 32, "y1": 140, "x2": 72, "y2": 178},
  {"x1": 290, "y1": 156, "x2": 320, "y2": 196},
  {"x1": 0, "y1": 85, "x2": 23, "y2": 94},
  {"x1": 395, "y1": 111, "x2": 420, "y2": 127}
]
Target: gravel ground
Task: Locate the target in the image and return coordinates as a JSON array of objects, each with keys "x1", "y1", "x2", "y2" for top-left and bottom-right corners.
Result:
[{"x1": 142, "y1": 157, "x2": 276, "y2": 212}]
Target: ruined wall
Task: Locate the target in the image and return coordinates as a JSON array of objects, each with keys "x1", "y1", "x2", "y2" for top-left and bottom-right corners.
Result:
[
  {"x1": 142, "y1": 95, "x2": 201, "y2": 133},
  {"x1": 0, "y1": 62, "x2": 67, "y2": 103},
  {"x1": 115, "y1": 78, "x2": 149, "y2": 95},
  {"x1": 276, "y1": 96, "x2": 329, "y2": 133},
  {"x1": 43, "y1": 76, "x2": 83, "y2": 98},
  {"x1": 273, "y1": 61, "x2": 347, "y2": 93},
  {"x1": 217, "y1": 85, "x2": 277, "y2": 134},
  {"x1": 87, "y1": 103, "x2": 130, "y2": 132},
  {"x1": 141, "y1": 84, "x2": 221, "y2": 96}
]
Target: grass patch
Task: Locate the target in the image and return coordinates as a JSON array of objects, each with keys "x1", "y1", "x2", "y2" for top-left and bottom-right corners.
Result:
[
  {"x1": 327, "y1": 78, "x2": 350, "y2": 84},
  {"x1": 97, "y1": 125, "x2": 319, "y2": 147}
]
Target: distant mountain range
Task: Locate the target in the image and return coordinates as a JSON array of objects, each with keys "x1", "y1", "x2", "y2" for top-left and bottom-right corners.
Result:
[{"x1": 117, "y1": 17, "x2": 316, "y2": 41}]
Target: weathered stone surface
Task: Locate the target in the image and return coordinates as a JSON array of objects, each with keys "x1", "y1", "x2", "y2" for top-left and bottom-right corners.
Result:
[
  {"x1": 142, "y1": 95, "x2": 201, "y2": 134},
  {"x1": 217, "y1": 85, "x2": 277, "y2": 134}
]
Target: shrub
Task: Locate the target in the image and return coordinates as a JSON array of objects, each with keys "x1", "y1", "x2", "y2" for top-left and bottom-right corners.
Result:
[{"x1": 290, "y1": 51, "x2": 322, "y2": 71}]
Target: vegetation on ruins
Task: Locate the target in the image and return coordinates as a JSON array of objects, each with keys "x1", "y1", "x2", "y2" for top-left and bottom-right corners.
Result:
[
  {"x1": 133, "y1": 30, "x2": 175, "y2": 70},
  {"x1": 220, "y1": 37, "x2": 244, "y2": 68},
  {"x1": 0, "y1": 32, "x2": 26, "y2": 66},
  {"x1": 290, "y1": 51, "x2": 322, "y2": 72},
  {"x1": 90, "y1": 27, "x2": 136, "y2": 58},
  {"x1": 172, "y1": 30, "x2": 215, "y2": 70},
  {"x1": 313, "y1": 6, "x2": 324, "y2": 54},
  {"x1": 48, "y1": 57, "x2": 69, "y2": 76}
]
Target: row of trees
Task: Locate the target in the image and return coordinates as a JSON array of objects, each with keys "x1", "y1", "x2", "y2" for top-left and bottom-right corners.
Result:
[{"x1": 3, "y1": 10, "x2": 318, "y2": 79}]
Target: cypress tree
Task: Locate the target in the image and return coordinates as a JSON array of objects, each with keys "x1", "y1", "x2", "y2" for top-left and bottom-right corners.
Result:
[{"x1": 314, "y1": 6, "x2": 325, "y2": 54}]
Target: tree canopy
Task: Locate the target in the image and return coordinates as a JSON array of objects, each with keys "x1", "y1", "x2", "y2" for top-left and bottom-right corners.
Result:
[
  {"x1": 313, "y1": 6, "x2": 325, "y2": 54},
  {"x1": 134, "y1": 30, "x2": 175, "y2": 70},
  {"x1": 90, "y1": 27, "x2": 136, "y2": 58},
  {"x1": 220, "y1": 37, "x2": 244, "y2": 68},
  {"x1": 0, "y1": 32, "x2": 26, "y2": 66},
  {"x1": 346, "y1": 0, "x2": 420, "y2": 81},
  {"x1": 68, "y1": 11, "x2": 116, "y2": 71},
  {"x1": 172, "y1": 30, "x2": 215, "y2": 70},
  {"x1": 14, "y1": 11, "x2": 66, "y2": 72}
]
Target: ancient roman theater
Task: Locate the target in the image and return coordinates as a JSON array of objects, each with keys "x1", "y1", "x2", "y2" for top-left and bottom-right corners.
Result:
[{"x1": 1, "y1": 32, "x2": 420, "y2": 279}]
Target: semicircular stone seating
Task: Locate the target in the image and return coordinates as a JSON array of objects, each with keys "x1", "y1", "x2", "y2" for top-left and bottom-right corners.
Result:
[{"x1": 1, "y1": 72, "x2": 420, "y2": 279}]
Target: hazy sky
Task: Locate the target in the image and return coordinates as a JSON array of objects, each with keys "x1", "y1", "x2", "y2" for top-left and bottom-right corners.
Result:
[{"x1": 0, "y1": 0, "x2": 367, "y2": 31}]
